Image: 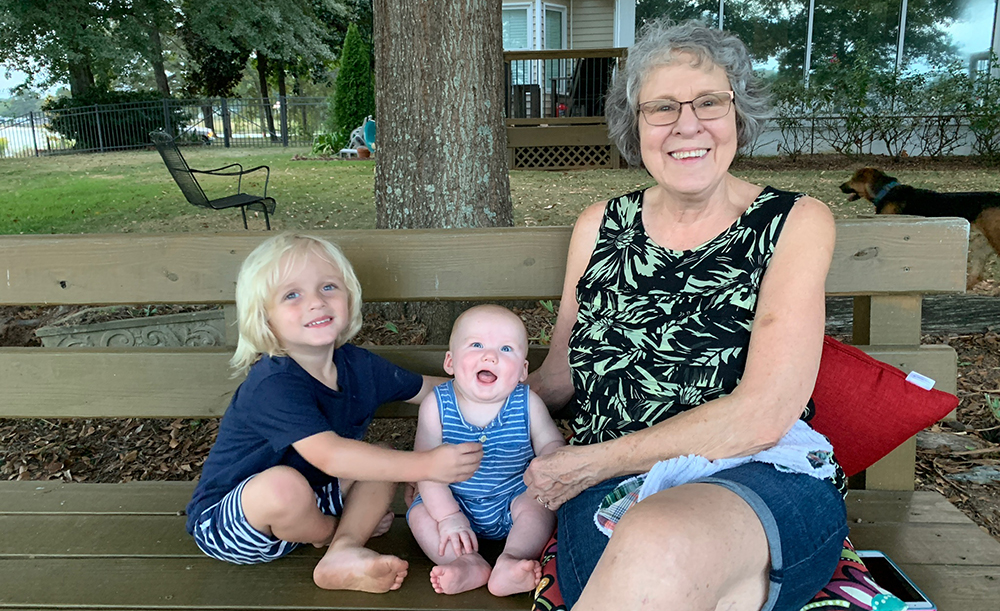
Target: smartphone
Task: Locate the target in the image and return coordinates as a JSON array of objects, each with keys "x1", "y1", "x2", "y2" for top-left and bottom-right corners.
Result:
[{"x1": 857, "y1": 550, "x2": 937, "y2": 611}]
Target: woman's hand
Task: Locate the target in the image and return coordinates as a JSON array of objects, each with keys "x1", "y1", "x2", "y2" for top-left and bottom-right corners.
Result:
[{"x1": 523, "y1": 444, "x2": 606, "y2": 510}]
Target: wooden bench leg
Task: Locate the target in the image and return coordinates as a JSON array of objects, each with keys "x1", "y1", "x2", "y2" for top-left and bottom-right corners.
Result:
[{"x1": 862, "y1": 438, "x2": 916, "y2": 491}]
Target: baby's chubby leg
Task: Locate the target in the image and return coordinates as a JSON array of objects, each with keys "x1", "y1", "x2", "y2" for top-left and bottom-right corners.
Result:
[
  {"x1": 407, "y1": 502, "x2": 491, "y2": 595},
  {"x1": 241, "y1": 465, "x2": 337, "y2": 547},
  {"x1": 314, "y1": 480, "x2": 409, "y2": 593},
  {"x1": 487, "y1": 490, "x2": 555, "y2": 596}
]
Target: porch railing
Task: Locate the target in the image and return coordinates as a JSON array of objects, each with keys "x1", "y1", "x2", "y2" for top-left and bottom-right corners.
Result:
[{"x1": 503, "y1": 48, "x2": 627, "y2": 120}]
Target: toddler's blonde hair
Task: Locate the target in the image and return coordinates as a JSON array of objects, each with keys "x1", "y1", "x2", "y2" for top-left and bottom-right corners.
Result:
[{"x1": 230, "y1": 232, "x2": 363, "y2": 377}]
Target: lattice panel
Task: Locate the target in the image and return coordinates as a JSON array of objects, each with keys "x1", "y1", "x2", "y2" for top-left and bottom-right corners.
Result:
[{"x1": 513, "y1": 145, "x2": 612, "y2": 170}]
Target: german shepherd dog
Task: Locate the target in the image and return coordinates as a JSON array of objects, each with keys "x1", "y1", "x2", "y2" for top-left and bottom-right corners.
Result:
[{"x1": 840, "y1": 167, "x2": 1000, "y2": 289}]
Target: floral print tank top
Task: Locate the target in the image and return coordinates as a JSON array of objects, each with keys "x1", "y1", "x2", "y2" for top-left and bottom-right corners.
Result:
[{"x1": 567, "y1": 186, "x2": 799, "y2": 446}]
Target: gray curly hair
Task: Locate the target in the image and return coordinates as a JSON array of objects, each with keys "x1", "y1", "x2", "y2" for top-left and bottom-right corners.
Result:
[{"x1": 606, "y1": 20, "x2": 769, "y2": 167}]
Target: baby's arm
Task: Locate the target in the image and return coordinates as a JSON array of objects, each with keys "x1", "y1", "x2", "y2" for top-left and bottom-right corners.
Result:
[
  {"x1": 414, "y1": 393, "x2": 478, "y2": 556},
  {"x1": 527, "y1": 390, "x2": 567, "y2": 457}
]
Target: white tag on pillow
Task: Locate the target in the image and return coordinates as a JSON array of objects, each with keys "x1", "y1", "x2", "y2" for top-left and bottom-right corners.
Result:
[{"x1": 906, "y1": 371, "x2": 935, "y2": 391}]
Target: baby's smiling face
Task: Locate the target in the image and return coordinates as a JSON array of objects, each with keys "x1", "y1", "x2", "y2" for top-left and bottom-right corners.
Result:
[{"x1": 444, "y1": 307, "x2": 529, "y2": 407}]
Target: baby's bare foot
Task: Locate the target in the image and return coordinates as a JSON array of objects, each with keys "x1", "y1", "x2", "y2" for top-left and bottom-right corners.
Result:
[
  {"x1": 372, "y1": 511, "x2": 394, "y2": 537},
  {"x1": 313, "y1": 545, "x2": 408, "y2": 592},
  {"x1": 488, "y1": 553, "x2": 541, "y2": 597},
  {"x1": 429, "y1": 554, "x2": 492, "y2": 595}
]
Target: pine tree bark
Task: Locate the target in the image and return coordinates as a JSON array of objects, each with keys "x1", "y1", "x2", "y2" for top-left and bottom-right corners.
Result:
[{"x1": 373, "y1": 0, "x2": 511, "y2": 229}]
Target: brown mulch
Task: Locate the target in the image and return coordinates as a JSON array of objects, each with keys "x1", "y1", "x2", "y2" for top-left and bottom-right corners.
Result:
[
  {"x1": 915, "y1": 331, "x2": 1000, "y2": 540},
  {"x1": 2, "y1": 302, "x2": 998, "y2": 543}
]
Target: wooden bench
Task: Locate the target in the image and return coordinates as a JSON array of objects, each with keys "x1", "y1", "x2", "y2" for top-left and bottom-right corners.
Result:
[{"x1": 2, "y1": 218, "x2": 999, "y2": 611}]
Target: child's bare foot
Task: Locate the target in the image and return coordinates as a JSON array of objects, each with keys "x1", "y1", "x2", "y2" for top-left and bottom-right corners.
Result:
[
  {"x1": 372, "y1": 511, "x2": 394, "y2": 537},
  {"x1": 313, "y1": 545, "x2": 408, "y2": 592},
  {"x1": 487, "y1": 553, "x2": 542, "y2": 597},
  {"x1": 429, "y1": 554, "x2": 492, "y2": 595}
]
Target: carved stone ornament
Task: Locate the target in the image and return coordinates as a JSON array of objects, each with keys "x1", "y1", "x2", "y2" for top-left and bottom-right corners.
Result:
[{"x1": 35, "y1": 311, "x2": 226, "y2": 348}]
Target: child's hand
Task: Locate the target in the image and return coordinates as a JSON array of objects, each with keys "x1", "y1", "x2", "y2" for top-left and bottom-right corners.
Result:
[
  {"x1": 427, "y1": 442, "x2": 482, "y2": 483},
  {"x1": 437, "y1": 511, "x2": 478, "y2": 557}
]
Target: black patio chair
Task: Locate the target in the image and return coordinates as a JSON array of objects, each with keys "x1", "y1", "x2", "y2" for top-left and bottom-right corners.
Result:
[{"x1": 150, "y1": 130, "x2": 276, "y2": 230}]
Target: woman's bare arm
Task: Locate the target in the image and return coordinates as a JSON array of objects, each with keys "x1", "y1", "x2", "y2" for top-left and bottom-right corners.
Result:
[{"x1": 527, "y1": 201, "x2": 606, "y2": 410}]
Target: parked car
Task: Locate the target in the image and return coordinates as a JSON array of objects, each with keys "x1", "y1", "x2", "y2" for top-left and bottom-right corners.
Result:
[{"x1": 177, "y1": 125, "x2": 216, "y2": 145}]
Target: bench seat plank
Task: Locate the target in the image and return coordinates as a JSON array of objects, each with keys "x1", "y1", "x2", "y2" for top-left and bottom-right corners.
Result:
[
  {"x1": 843, "y1": 490, "x2": 973, "y2": 525},
  {"x1": 1, "y1": 488, "x2": 998, "y2": 611},
  {"x1": 5, "y1": 483, "x2": 967, "y2": 523},
  {"x1": 0, "y1": 557, "x2": 531, "y2": 610},
  {"x1": 0, "y1": 344, "x2": 956, "y2": 418},
  {"x1": 4, "y1": 513, "x2": 999, "y2": 566},
  {"x1": 0, "y1": 515, "x2": 420, "y2": 559},
  {"x1": 888, "y1": 564, "x2": 1000, "y2": 611}
]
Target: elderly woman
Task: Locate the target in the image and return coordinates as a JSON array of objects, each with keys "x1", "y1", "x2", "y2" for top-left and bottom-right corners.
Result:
[{"x1": 524, "y1": 20, "x2": 849, "y2": 611}]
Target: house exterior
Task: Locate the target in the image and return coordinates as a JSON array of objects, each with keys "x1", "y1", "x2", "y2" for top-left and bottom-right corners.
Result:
[
  {"x1": 500, "y1": 1, "x2": 635, "y2": 169},
  {"x1": 501, "y1": 0, "x2": 635, "y2": 52}
]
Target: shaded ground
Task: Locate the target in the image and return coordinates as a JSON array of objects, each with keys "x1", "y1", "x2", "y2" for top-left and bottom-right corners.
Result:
[{"x1": 1, "y1": 301, "x2": 998, "y2": 544}]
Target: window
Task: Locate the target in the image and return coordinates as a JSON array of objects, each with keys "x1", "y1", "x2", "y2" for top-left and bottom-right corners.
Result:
[
  {"x1": 544, "y1": 6, "x2": 567, "y2": 95},
  {"x1": 502, "y1": 6, "x2": 532, "y2": 50}
]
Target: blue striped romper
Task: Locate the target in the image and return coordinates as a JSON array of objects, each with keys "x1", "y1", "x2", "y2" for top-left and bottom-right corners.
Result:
[{"x1": 410, "y1": 380, "x2": 536, "y2": 540}]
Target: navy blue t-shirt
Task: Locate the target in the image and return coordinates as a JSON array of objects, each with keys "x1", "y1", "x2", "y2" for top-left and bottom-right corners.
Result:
[{"x1": 186, "y1": 344, "x2": 422, "y2": 533}]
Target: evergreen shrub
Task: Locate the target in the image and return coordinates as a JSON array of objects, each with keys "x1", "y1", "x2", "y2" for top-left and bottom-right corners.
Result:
[{"x1": 328, "y1": 23, "x2": 375, "y2": 151}]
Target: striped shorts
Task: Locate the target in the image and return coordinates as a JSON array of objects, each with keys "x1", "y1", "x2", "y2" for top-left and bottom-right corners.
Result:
[{"x1": 192, "y1": 475, "x2": 343, "y2": 564}]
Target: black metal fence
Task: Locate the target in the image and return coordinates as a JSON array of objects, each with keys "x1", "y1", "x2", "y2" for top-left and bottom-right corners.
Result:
[{"x1": 0, "y1": 97, "x2": 329, "y2": 159}]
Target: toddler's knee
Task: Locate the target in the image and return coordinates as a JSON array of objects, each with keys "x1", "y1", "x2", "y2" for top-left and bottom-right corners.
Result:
[{"x1": 249, "y1": 466, "x2": 315, "y2": 511}]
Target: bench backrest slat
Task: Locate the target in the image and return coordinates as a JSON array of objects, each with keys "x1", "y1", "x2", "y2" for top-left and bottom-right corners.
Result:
[
  {"x1": 0, "y1": 344, "x2": 957, "y2": 418},
  {"x1": 0, "y1": 218, "x2": 967, "y2": 306}
]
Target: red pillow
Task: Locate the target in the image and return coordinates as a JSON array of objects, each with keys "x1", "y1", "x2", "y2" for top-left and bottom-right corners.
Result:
[{"x1": 809, "y1": 336, "x2": 958, "y2": 477}]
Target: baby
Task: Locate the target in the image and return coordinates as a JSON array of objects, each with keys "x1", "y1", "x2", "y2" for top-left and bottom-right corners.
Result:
[{"x1": 407, "y1": 304, "x2": 566, "y2": 596}]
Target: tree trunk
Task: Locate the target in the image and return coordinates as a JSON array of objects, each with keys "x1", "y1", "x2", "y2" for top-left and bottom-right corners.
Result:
[
  {"x1": 294, "y1": 75, "x2": 307, "y2": 136},
  {"x1": 68, "y1": 58, "x2": 95, "y2": 98},
  {"x1": 256, "y1": 52, "x2": 277, "y2": 142},
  {"x1": 276, "y1": 61, "x2": 287, "y2": 98},
  {"x1": 147, "y1": 25, "x2": 171, "y2": 97},
  {"x1": 373, "y1": 0, "x2": 511, "y2": 229}
]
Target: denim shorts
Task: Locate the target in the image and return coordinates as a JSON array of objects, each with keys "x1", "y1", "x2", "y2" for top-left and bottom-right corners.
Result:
[
  {"x1": 556, "y1": 462, "x2": 848, "y2": 610},
  {"x1": 192, "y1": 475, "x2": 343, "y2": 565}
]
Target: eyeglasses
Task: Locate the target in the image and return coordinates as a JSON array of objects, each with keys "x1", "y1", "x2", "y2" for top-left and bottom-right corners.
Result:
[{"x1": 637, "y1": 91, "x2": 735, "y2": 126}]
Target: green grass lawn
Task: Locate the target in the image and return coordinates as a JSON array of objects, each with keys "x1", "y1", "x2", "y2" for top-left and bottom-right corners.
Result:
[{"x1": 3, "y1": 147, "x2": 1000, "y2": 235}]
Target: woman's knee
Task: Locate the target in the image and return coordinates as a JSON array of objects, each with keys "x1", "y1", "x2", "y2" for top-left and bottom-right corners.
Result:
[
  {"x1": 609, "y1": 498, "x2": 703, "y2": 570},
  {"x1": 608, "y1": 486, "x2": 769, "y2": 581}
]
